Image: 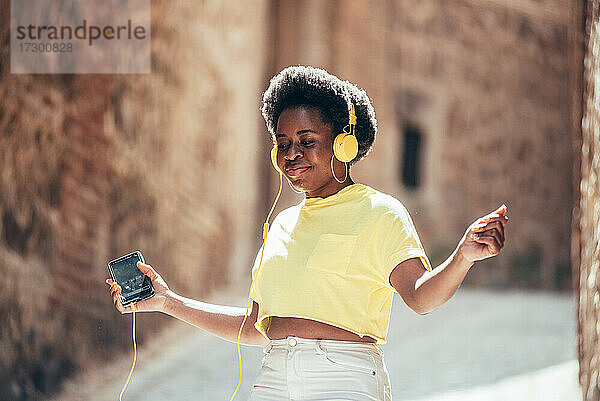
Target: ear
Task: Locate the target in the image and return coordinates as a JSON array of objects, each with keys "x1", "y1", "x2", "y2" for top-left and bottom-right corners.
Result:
[{"x1": 270, "y1": 145, "x2": 280, "y2": 172}]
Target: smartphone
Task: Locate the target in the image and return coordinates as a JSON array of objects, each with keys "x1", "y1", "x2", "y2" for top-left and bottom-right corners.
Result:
[{"x1": 107, "y1": 251, "x2": 155, "y2": 307}]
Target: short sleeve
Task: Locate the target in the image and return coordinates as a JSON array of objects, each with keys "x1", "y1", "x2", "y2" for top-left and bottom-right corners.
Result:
[
  {"x1": 249, "y1": 243, "x2": 264, "y2": 304},
  {"x1": 376, "y1": 202, "x2": 432, "y2": 280},
  {"x1": 250, "y1": 243, "x2": 264, "y2": 281},
  {"x1": 250, "y1": 210, "x2": 282, "y2": 281}
]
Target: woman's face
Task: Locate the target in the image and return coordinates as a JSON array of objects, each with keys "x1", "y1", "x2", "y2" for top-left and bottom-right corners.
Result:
[{"x1": 275, "y1": 106, "x2": 352, "y2": 198}]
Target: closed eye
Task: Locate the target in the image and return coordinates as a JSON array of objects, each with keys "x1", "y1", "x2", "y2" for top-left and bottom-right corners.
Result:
[{"x1": 276, "y1": 139, "x2": 315, "y2": 150}]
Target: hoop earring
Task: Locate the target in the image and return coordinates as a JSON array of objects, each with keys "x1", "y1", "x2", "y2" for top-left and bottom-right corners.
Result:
[
  {"x1": 331, "y1": 155, "x2": 348, "y2": 183},
  {"x1": 287, "y1": 178, "x2": 304, "y2": 194}
]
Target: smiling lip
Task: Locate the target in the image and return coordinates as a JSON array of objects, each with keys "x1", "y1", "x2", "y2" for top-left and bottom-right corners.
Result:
[{"x1": 285, "y1": 166, "x2": 311, "y2": 177}]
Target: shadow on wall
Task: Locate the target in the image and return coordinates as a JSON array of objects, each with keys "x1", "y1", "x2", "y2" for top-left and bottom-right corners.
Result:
[
  {"x1": 0, "y1": 1, "x2": 266, "y2": 399},
  {"x1": 427, "y1": 241, "x2": 570, "y2": 291}
]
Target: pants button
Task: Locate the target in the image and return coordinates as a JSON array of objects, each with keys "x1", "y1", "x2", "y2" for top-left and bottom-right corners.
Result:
[{"x1": 288, "y1": 337, "x2": 297, "y2": 347}]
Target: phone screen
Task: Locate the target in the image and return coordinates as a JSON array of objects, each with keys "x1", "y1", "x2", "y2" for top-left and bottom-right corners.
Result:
[{"x1": 108, "y1": 251, "x2": 154, "y2": 306}]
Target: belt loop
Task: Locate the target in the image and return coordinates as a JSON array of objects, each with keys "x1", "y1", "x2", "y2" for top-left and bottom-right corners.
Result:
[
  {"x1": 315, "y1": 339, "x2": 325, "y2": 355},
  {"x1": 263, "y1": 342, "x2": 272, "y2": 354}
]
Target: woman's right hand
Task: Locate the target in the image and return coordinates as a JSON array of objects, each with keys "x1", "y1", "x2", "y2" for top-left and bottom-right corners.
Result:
[{"x1": 106, "y1": 261, "x2": 171, "y2": 314}]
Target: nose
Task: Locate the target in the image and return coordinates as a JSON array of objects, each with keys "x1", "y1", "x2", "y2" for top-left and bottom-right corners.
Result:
[{"x1": 284, "y1": 142, "x2": 303, "y2": 160}]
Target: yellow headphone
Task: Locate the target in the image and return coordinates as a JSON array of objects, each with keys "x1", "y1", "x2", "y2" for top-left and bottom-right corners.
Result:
[{"x1": 270, "y1": 102, "x2": 359, "y2": 171}]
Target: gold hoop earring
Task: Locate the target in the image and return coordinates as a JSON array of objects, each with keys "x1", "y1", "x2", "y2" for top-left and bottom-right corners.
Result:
[{"x1": 331, "y1": 155, "x2": 348, "y2": 183}]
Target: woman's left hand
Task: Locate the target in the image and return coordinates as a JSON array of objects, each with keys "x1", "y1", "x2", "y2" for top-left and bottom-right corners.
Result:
[{"x1": 456, "y1": 204, "x2": 509, "y2": 263}]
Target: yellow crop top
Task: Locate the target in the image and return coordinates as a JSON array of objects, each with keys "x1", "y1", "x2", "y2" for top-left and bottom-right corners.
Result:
[{"x1": 250, "y1": 183, "x2": 431, "y2": 344}]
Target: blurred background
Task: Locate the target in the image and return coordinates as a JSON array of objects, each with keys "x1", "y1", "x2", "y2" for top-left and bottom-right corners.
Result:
[{"x1": 0, "y1": 0, "x2": 598, "y2": 400}]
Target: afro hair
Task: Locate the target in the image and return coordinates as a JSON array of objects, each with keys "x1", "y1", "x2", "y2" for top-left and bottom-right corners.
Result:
[{"x1": 261, "y1": 65, "x2": 377, "y2": 164}]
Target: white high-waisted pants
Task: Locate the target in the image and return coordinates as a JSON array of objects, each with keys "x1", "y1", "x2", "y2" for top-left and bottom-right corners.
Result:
[{"x1": 248, "y1": 336, "x2": 392, "y2": 401}]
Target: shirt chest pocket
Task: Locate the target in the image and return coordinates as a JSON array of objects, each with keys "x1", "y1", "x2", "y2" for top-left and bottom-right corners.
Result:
[{"x1": 306, "y1": 234, "x2": 357, "y2": 275}]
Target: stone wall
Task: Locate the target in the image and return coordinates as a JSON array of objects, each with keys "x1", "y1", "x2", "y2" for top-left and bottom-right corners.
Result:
[
  {"x1": 388, "y1": 0, "x2": 576, "y2": 289},
  {"x1": 577, "y1": 1, "x2": 600, "y2": 399},
  {"x1": 0, "y1": 1, "x2": 267, "y2": 399}
]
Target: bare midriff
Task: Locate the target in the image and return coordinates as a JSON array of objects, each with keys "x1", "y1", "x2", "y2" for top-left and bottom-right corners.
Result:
[{"x1": 267, "y1": 316, "x2": 377, "y2": 343}]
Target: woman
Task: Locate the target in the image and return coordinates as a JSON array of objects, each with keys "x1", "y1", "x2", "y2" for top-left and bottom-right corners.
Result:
[{"x1": 107, "y1": 66, "x2": 508, "y2": 401}]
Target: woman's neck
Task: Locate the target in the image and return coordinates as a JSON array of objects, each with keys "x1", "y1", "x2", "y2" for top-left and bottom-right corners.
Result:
[{"x1": 305, "y1": 177, "x2": 355, "y2": 199}]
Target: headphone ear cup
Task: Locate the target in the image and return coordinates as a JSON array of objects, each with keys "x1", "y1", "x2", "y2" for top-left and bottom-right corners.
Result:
[
  {"x1": 271, "y1": 146, "x2": 280, "y2": 172},
  {"x1": 333, "y1": 133, "x2": 358, "y2": 163}
]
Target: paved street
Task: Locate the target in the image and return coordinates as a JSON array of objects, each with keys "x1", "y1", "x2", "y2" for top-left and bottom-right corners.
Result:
[{"x1": 53, "y1": 289, "x2": 579, "y2": 401}]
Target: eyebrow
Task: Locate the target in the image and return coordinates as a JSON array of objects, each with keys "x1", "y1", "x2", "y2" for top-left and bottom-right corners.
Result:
[{"x1": 275, "y1": 129, "x2": 318, "y2": 138}]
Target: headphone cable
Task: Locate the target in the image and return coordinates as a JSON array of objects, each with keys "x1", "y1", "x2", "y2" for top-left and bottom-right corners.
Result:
[
  {"x1": 228, "y1": 170, "x2": 283, "y2": 401},
  {"x1": 119, "y1": 302, "x2": 137, "y2": 401}
]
